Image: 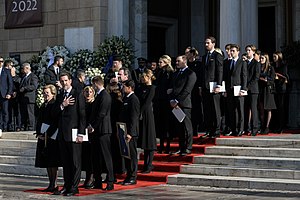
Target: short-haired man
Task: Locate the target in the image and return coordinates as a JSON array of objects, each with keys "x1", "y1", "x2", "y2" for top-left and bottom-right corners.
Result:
[
  {"x1": 200, "y1": 36, "x2": 223, "y2": 138},
  {"x1": 53, "y1": 72, "x2": 86, "y2": 196},
  {"x1": 244, "y1": 44, "x2": 260, "y2": 136},
  {"x1": 169, "y1": 55, "x2": 196, "y2": 155},
  {"x1": 223, "y1": 44, "x2": 247, "y2": 136},
  {"x1": 0, "y1": 57, "x2": 13, "y2": 132},
  {"x1": 119, "y1": 80, "x2": 140, "y2": 185},
  {"x1": 44, "y1": 55, "x2": 64, "y2": 89}
]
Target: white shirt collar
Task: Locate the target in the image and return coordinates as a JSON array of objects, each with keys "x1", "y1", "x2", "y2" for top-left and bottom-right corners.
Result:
[
  {"x1": 97, "y1": 87, "x2": 105, "y2": 95},
  {"x1": 126, "y1": 91, "x2": 134, "y2": 97}
]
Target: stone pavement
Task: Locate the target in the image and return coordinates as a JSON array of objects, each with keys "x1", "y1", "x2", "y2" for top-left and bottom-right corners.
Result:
[{"x1": 1, "y1": 173, "x2": 300, "y2": 200}]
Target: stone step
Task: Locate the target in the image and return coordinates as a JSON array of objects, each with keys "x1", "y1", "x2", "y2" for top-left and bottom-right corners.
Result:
[
  {"x1": 0, "y1": 147, "x2": 36, "y2": 157},
  {"x1": 180, "y1": 164, "x2": 300, "y2": 179},
  {"x1": 0, "y1": 155, "x2": 35, "y2": 165},
  {"x1": 205, "y1": 146, "x2": 300, "y2": 158},
  {"x1": 167, "y1": 174, "x2": 300, "y2": 191},
  {"x1": 216, "y1": 138, "x2": 300, "y2": 148},
  {"x1": 193, "y1": 155, "x2": 300, "y2": 170},
  {"x1": 0, "y1": 139, "x2": 36, "y2": 149},
  {"x1": 0, "y1": 131, "x2": 36, "y2": 140}
]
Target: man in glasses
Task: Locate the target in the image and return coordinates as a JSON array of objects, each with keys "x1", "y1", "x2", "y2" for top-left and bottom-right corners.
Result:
[{"x1": 0, "y1": 57, "x2": 13, "y2": 132}]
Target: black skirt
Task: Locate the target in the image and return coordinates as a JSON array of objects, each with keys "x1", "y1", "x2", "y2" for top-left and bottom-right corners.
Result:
[{"x1": 35, "y1": 138, "x2": 61, "y2": 168}]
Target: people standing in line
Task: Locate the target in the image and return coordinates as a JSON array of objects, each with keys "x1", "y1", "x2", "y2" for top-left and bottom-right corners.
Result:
[
  {"x1": 81, "y1": 86, "x2": 95, "y2": 189},
  {"x1": 6, "y1": 61, "x2": 22, "y2": 132},
  {"x1": 200, "y1": 36, "x2": 223, "y2": 138},
  {"x1": 153, "y1": 55, "x2": 174, "y2": 154},
  {"x1": 272, "y1": 51, "x2": 288, "y2": 133},
  {"x1": 44, "y1": 55, "x2": 64, "y2": 91},
  {"x1": 88, "y1": 76, "x2": 114, "y2": 190},
  {"x1": 244, "y1": 45, "x2": 260, "y2": 136},
  {"x1": 258, "y1": 53, "x2": 277, "y2": 134},
  {"x1": 169, "y1": 55, "x2": 196, "y2": 155},
  {"x1": 35, "y1": 84, "x2": 61, "y2": 193},
  {"x1": 186, "y1": 47, "x2": 204, "y2": 135},
  {"x1": 53, "y1": 72, "x2": 86, "y2": 196},
  {"x1": 0, "y1": 58, "x2": 13, "y2": 132},
  {"x1": 119, "y1": 80, "x2": 140, "y2": 185},
  {"x1": 136, "y1": 69, "x2": 157, "y2": 173},
  {"x1": 223, "y1": 44, "x2": 248, "y2": 136},
  {"x1": 19, "y1": 63, "x2": 38, "y2": 131}
]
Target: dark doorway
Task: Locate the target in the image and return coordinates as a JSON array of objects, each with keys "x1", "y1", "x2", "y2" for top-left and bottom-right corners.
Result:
[
  {"x1": 148, "y1": 26, "x2": 167, "y2": 61},
  {"x1": 258, "y1": 6, "x2": 276, "y2": 56}
]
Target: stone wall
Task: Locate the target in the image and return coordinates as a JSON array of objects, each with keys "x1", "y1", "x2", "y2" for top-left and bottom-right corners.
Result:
[{"x1": 0, "y1": 0, "x2": 108, "y2": 62}]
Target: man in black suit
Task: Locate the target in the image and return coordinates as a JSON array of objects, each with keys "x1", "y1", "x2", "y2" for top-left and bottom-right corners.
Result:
[
  {"x1": 0, "y1": 57, "x2": 13, "y2": 132},
  {"x1": 44, "y1": 55, "x2": 63, "y2": 90},
  {"x1": 244, "y1": 45, "x2": 260, "y2": 136},
  {"x1": 119, "y1": 80, "x2": 140, "y2": 185},
  {"x1": 53, "y1": 72, "x2": 86, "y2": 196},
  {"x1": 200, "y1": 36, "x2": 223, "y2": 138},
  {"x1": 223, "y1": 44, "x2": 247, "y2": 136},
  {"x1": 169, "y1": 55, "x2": 196, "y2": 155},
  {"x1": 132, "y1": 57, "x2": 147, "y2": 86},
  {"x1": 19, "y1": 63, "x2": 38, "y2": 131},
  {"x1": 89, "y1": 76, "x2": 114, "y2": 190}
]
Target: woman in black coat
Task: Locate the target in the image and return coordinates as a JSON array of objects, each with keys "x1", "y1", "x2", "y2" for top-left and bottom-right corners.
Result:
[
  {"x1": 35, "y1": 84, "x2": 61, "y2": 192},
  {"x1": 136, "y1": 69, "x2": 157, "y2": 173},
  {"x1": 153, "y1": 55, "x2": 174, "y2": 154},
  {"x1": 258, "y1": 53, "x2": 276, "y2": 134}
]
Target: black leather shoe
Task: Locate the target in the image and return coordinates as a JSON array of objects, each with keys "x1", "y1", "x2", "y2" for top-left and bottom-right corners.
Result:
[
  {"x1": 84, "y1": 182, "x2": 95, "y2": 189},
  {"x1": 104, "y1": 183, "x2": 114, "y2": 190},
  {"x1": 224, "y1": 131, "x2": 234, "y2": 136},
  {"x1": 200, "y1": 132, "x2": 211, "y2": 139},
  {"x1": 53, "y1": 188, "x2": 67, "y2": 195},
  {"x1": 251, "y1": 131, "x2": 258, "y2": 136},
  {"x1": 171, "y1": 150, "x2": 182, "y2": 155},
  {"x1": 122, "y1": 179, "x2": 137, "y2": 185},
  {"x1": 186, "y1": 149, "x2": 192, "y2": 154},
  {"x1": 43, "y1": 186, "x2": 58, "y2": 192},
  {"x1": 64, "y1": 188, "x2": 79, "y2": 196}
]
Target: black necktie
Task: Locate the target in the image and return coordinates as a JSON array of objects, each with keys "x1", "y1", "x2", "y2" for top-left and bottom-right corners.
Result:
[
  {"x1": 63, "y1": 91, "x2": 69, "y2": 98},
  {"x1": 56, "y1": 68, "x2": 59, "y2": 75},
  {"x1": 206, "y1": 52, "x2": 211, "y2": 65},
  {"x1": 230, "y1": 60, "x2": 235, "y2": 70}
]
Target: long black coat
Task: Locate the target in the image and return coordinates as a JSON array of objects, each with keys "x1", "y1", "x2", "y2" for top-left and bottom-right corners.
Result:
[
  {"x1": 259, "y1": 66, "x2": 277, "y2": 110},
  {"x1": 136, "y1": 84, "x2": 157, "y2": 150}
]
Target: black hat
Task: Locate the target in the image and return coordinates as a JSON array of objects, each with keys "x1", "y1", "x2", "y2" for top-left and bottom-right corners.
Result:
[
  {"x1": 113, "y1": 55, "x2": 122, "y2": 61},
  {"x1": 137, "y1": 57, "x2": 147, "y2": 62}
]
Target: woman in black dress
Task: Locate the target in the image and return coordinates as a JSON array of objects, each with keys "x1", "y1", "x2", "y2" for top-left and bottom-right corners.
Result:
[
  {"x1": 272, "y1": 51, "x2": 289, "y2": 133},
  {"x1": 35, "y1": 84, "x2": 60, "y2": 192},
  {"x1": 136, "y1": 69, "x2": 157, "y2": 173},
  {"x1": 153, "y1": 55, "x2": 174, "y2": 154},
  {"x1": 258, "y1": 53, "x2": 276, "y2": 134},
  {"x1": 82, "y1": 86, "x2": 95, "y2": 188}
]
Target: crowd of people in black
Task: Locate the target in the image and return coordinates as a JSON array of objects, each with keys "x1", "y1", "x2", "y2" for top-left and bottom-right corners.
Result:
[{"x1": 0, "y1": 36, "x2": 289, "y2": 196}]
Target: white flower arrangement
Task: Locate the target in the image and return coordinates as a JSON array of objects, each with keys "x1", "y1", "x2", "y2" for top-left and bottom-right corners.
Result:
[
  {"x1": 84, "y1": 67, "x2": 105, "y2": 85},
  {"x1": 65, "y1": 49, "x2": 95, "y2": 76},
  {"x1": 36, "y1": 87, "x2": 44, "y2": 108}
]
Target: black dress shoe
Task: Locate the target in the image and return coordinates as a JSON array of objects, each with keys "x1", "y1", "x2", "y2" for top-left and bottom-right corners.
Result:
[
  {"x1": 200, "y1": 132, "x2": 211, "y2": 139},
  {"x1": 104, "y1": 183, "x2": 114, "y2": 190},
  {"x1": 43, "y1": 186, "x2": 58, "y2": 192},
  {"x1": 84, "y1": 182, "x2": 95, "y2": 189},
  {"x1": 53, "y1": 188, "x2": 67, "y2": 195},
  {"x1": 122, "y1": 179, "x2": 137, "y2": 185},
  {"x1": 224, "y1": 131, "x2": 234, "y2": 136},
  {"x1": 237, "y1": 131, "x2": 244, "y2": 137},
  {"x1": 251, "y1": 131, "x2": 258, "y2": 136},
  {"x1": 64, "y1": 188, "x2": 79, "y2": 196},
  {"x1": 186, "y1": 149, "x2": 192, "y2": 154}
]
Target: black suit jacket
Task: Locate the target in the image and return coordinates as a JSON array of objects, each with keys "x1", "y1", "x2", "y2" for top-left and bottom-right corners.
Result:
[
  {"x1": 0, "y1": 67, "x2": 13, "y2": 98},
  {"x1": 19, "y1": 72, "x2": 39, "y2": 103},
  {"x1": 247, "y1": 59, "x2": 260, "y2": 94},
  {"x1": 119, "y1": 93, "x2": 140, "y2": 137},
  {"x1": 201, "y1": 50, "x2": 223, "y2": 90},
  {"x1": 44, "y1": 65, "x2": 59, "y2": 86},
  {"x1": 224, "y1": 58, "x2": 247, "y2": 91},
  {"x1": 90, "y1": 89, "x2": 112, "y2": 136},
  {"x1": 169, "y1": 68, "x2": 196, "y2": 108},
  {"x1": 56, "y1": 88, "x2": 86, "y2": 142}
]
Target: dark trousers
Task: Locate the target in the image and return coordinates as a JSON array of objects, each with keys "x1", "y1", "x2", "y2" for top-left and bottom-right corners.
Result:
[
  {"x1": 8, "y1": 98, "x2": 21, "y2": 130},
  {"x1": 273, "y1": 93, "x2": 286, "y2": 131},
  {"x1": 179, "y1": 108, "x2": 193, "y2": 151},
  {"x1": 143, "y1": 150, "x2": 154, "y2": 170},
  {"x1": 191, "y1": 93, "x2": 204, "y2": 135},
  {"x1": 202, "y1": 90, "x2": 221, "y2": 135},
  {"x1": 20, "y1": 100, "x2": 35, "y2": 130},
  {"x1": 0, "y1": 97, "x2": 9, "y2": 130},
  {"x1": 244, "y1": 94, "x2": 259, "y2": 133},
  {"x1": 227, "y1": 90, "x2": 245, "y2": 132},
  {"x1": 92, "y1": 134, "x2": 114, "y2": 184},
  {"x1": 59, "y1": 140, "x2": 82, "y2": 191},
  {"x1": 125, "y1": 137, "x2": 138, "y2": 181}
]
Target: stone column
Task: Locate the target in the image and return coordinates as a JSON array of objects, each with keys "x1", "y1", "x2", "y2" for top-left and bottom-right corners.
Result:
[
  {"x1": 219, "y1": 0, "x2": 258, "y2": 51},
  {"x1": 129, "y1": 0, "x2": 147, "y2": 68},
  {"x1": 107, "y1": 0, "x2": 129, "y2": 38}
]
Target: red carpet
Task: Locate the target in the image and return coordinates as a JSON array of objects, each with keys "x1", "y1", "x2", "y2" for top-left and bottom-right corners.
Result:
[{"x1": 25, "y1": 129, "x2": 299, "y2": 196}]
